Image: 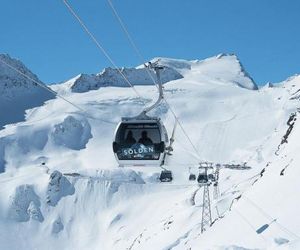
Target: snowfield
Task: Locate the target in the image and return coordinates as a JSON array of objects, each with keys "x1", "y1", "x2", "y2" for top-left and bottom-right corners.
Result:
[{"x1": 0, "y1": 54, "x2": 300, "y2": 250}]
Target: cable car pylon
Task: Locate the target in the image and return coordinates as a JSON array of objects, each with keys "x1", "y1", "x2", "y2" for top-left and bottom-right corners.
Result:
[
  {"x1": 197, "y1": 163, "x2": 213, "y2": 233},
  {"x1": 201, "y1": 182, "x2": 212, "y2": 233}
]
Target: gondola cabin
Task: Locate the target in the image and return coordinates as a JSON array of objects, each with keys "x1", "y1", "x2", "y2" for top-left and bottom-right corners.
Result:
[
  {"x1": 208, "y1": 173, "x2": 216, "y2": 182},
  {"x1": 189, "y1": 173, "x2": 196, "y2": 181},
  {"x1": 113, "y1": 117, "x2": 168, "y2": 167},
  {"x1": 197, "y1": 168, "x2": 209, "y2": 184},
  {"x1": 159, "y1": 170, "x2": 173, "y2": 182}
]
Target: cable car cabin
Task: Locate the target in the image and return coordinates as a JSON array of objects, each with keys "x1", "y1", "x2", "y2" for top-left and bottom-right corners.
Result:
[
  {"x1": 159, "y1": 170, "x2": 173, "y2": 182},
  {"x1": 197, "y1": 173, "x2": 209, "y2": 184},
  {"x1": 208, "y1": 173, "x2": 216, "y2": 182},
  {"x1": 112, "y1": 118, "x2": 168, "y2": 167},
  {"x1": 189, "y1": 173, "x2": 196, "y2": 181}
]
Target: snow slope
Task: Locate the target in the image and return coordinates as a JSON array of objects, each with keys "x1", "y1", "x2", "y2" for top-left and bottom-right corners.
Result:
[
  {"x1": 0, "y1": 55, "x2": 299, "y2": 250},
  {"x1": 0, "y1": 54, "x2": 55, "y2": 129}
]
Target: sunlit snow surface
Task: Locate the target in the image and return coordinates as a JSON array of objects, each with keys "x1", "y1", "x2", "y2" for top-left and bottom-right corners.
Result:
[{"x1": 0, "y1": 55, "x2": 300, "y2": 250}]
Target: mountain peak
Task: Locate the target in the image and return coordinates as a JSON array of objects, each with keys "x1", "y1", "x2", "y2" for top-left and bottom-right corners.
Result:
[
  {"x1": 195, "y1": 54, "x2": 258, "y2": 90},
  {"x1": 0, "y1": 54, "x2": 54, "y2": 128},
  {"x1": 0, "y1": 54, "x2": 41, "y2": 86}
]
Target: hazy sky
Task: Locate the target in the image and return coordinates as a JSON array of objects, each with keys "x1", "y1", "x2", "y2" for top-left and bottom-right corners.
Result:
[{"x1": 1, "y1": 0, "x2": 299, "y2": 85}]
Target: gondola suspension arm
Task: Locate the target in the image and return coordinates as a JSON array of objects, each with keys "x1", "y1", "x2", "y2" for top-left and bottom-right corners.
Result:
[{"x1": 139, "y1": 62, "x2": 164, "y2": 117}]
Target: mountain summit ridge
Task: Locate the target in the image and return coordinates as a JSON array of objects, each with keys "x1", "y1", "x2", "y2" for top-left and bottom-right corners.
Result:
[{"x1": 55, "y1": 54, "x2": 258, "y2": 94}]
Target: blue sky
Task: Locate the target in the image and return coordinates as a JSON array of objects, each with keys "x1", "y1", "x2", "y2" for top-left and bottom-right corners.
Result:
[{"x1": 1, "y1": 0, "x2": 299, "y2": 85}]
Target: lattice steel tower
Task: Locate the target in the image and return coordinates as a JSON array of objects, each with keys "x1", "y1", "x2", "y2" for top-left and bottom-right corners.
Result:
[{"x1": 201, "y1": 183, "x2": 212, "y2": 233}]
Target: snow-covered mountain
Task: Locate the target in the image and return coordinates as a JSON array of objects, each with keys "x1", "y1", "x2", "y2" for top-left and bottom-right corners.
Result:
[
  {"x1": 68, "y1": 64, "x2": 183, "y2": 93},
  {"x1": 52, "y1": 54, "x2": 257, "y2": 94},
  {"x1": 0, "y1": 54, "x2": 55, "y2": 129},
  {"x1": 0, "y1": 54, "x2": 299, "y2": 250}
]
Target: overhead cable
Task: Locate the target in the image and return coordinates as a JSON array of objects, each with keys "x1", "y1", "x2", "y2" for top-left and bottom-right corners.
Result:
[
  {"x1": 62, "y1": 0, "x2": 144, "y2": 101},
  {"x1": 106, "y1": 0, "x2": 202, "y2": 160}
]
